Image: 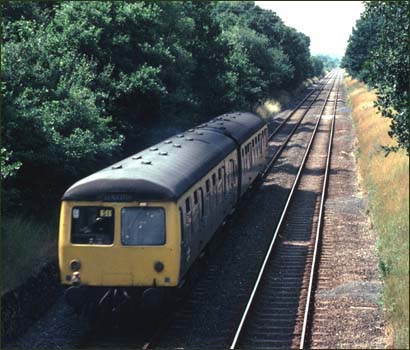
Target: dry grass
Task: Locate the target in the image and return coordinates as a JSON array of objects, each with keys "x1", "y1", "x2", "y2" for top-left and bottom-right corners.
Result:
[{"x1": 345, "y1": 76, "x2": 409, "y2": 349}]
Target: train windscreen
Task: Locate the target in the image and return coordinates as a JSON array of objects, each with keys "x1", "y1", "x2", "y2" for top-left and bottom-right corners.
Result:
[
  {"x1": 121, "y1": 207, "x2": 166, "y2": 245},
  {"x1": 71, "y1": 207, "x2": 114, "y2": 244}
]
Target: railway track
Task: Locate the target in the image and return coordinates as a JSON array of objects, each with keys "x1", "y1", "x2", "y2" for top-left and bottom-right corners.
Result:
[
  {"x1": 146, "y1": 72, "x2": 341, "y2": 349},
  {"x1": 80, "y1": 71, "x2": 341, "y2": 350},
  {"x1": 230, "y1": 71, "x2": 341, "y2": 349}
]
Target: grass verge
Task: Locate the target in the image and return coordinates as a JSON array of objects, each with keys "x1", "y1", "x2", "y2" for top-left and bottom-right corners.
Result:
[
  {"x1": 2, "y1": 214, "x2": 58, "y2": 295},
  {"x1": 345, "y1": 76, "x2": 409, "y2": 349}
]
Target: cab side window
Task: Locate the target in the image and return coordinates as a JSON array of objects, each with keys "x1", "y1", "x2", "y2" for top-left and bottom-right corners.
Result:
[{"x1": 185, "y1": 197, "x2": 191, "y2": 213}]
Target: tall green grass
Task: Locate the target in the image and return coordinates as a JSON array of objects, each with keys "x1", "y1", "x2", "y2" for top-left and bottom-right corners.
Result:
[
  {"x1": 2, "y1": 215, "x2": 58, "y2": 294},
  {"x1": 345, "y1": 77, "x2": 409, "y2": 349}
]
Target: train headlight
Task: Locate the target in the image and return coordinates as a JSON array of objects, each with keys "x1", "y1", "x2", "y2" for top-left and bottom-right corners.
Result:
[
  {"x1": 70, "y1": 259, "x2": 81, "y2": 272},
  {"x1": 154, "y1": 261, "x2": 164, "y2": 273}
]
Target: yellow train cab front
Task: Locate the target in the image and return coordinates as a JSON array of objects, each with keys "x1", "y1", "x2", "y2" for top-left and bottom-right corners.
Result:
[{"x1": 59, "y1": 200, "x2": 181, "y2": 287}]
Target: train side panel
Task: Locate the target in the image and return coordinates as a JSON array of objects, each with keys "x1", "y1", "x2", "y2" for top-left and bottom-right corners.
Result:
[
  {"x1": 239, "y1": 125, "x2": 269, "y2": 196},
  {"x1": 178, "y1": 149, "x2": 239, "y2": 278}
]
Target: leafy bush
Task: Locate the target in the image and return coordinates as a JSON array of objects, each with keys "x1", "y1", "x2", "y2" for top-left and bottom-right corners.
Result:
[
  {"x1": 2, "y1": 1, "x2": 317, "y2": 212},
  {"x1": 342, "y1": 1, "x2": 409, "y2": 153}
]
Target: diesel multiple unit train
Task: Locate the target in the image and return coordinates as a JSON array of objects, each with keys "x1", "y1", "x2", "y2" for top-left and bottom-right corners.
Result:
[{"x1": 59, "y1": 112, "x2": 268, "y2": 314}]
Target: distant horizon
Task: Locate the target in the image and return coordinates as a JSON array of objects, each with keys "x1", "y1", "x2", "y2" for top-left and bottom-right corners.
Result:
[
  {"x1": 312, "y1": 53, "x2": 342, "y2": 59},
  {"x1": 255, "y1": 1, "x2": 365, "y2": 58}
]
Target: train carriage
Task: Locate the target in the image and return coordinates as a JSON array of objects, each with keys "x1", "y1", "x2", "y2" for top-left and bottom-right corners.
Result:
[{"x1": 59, "y1": 112, "x2": 268, "y2": 311}]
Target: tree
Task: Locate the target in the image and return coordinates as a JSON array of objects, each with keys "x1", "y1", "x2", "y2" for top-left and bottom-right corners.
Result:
[
  {"x1": 311, "y1": 56, "x2": 325, "y2": 77},
  {"x1": 342, "y1": 1, "x2": 409, "y2": 153},
  {"x1": 2, "y1": 4, "x2": 124, "y2": 209},
  {"x1": 366, "y1": 1, "x2": 409, "y2": 153},
  {"x1": 341, "y1": 13, "x2": 382, "y2": 82},
  {"x1": 2, "y1": 1, "x2": 320, "y2": 212}
]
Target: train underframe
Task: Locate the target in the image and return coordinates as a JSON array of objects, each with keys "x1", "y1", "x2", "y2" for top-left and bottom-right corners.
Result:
[{"x1": 64, "y1": 253, "x2": 207, "y2": 326}]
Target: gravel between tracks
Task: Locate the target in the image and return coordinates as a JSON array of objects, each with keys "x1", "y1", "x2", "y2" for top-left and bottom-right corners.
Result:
[
  {"x1": 309, "y1": 86, "x2": 386, "y2": 349},
  {"x1": 157, "y1": 86, "x2": 330, "y2": 349}
]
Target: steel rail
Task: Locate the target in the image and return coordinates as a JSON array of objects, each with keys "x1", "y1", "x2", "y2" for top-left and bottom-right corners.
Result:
[
  {"x1": 299, "y1": 70, "x2": 341, "y2": 349},
  {"x1": 230, "y1": 71, "x2": 339, "y2": 350},
  {"x1": 267, "y1": 71, "x2": 334, "y2": 141},
  {"x1": 142, "y1": 73, "x2": 338, "y2": 350},
  {"x1": 261, "y1": 72, "x2": 336, "y2": 178}
]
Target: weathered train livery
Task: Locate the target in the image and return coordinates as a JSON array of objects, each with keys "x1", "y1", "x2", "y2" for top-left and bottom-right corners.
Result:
[{"x1": 59, "y1": 112, "x2": 268, "y2": 311}]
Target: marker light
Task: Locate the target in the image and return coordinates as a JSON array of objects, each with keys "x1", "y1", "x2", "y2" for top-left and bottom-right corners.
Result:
[
  {"x1": 154, "y1": 261, "x2": 164, "y2": 272},
  {"x1": 70, "y1": 259, "x2": 81, "y2": 272}
]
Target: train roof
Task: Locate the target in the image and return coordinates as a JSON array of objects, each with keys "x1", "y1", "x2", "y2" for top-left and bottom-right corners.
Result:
[
  {"x1": 62, "y1": 112, "x2": 266, "y2": 202},
  {"x1": 197, "y1": 112, "x2": 267, "y2": 144}
]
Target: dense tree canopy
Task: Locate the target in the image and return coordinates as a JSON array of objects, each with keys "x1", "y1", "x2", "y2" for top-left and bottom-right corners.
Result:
[
  {"x1": 1, "y1": 1, "x2": 320, "y2": 212},
  {"x1": 341, "y1": 1, "x2": 409, "y2": 153}
]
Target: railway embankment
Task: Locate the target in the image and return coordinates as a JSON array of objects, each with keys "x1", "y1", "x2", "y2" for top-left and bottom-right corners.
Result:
[
  {"x1": 1, "y1": 261, "x2": 60, "y2": 343},
  {"x1": 345, "y1": 77, "x2": 409, "y2": 349},
  {"x1": 1, "y1": 216, "x2": 61, "y2": 343}
]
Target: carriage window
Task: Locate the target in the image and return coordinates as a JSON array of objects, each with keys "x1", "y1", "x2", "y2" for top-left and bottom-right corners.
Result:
[
  {"x1": 185, "y1": 198, "x2": 191, "y2": 212},
  {"x1": 194, "y1": 190, "x2": 198, "y2": 204},
  {"x1": 71, "y1": 206, "x2": 114, "y2": 245},
  {"x1": 121, "y1": 207, "x2": 165, "y2": 246},
  {"x1": 230, "y1": 159, "x2": 235, "y2": 177},
  {"x1": 180, "y1": 209, "x2": 185, "y2": 241},
  {"x1": 206, "y1": 179, "x2": 210, "y2": 192},
  {"x1": 212, "y1": 173, "x2": 216, "y2": 185},
  {"x1": 218, "y1": 168, "x2": 222, "y2": 180},
  {"x1": 199, "y1": 188, "x2": 204, "y2": 217}
]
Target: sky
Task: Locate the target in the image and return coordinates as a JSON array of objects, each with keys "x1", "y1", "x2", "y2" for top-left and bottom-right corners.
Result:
[{"x1": 255, "y1": 1, "x2": 365, "y2": 58}]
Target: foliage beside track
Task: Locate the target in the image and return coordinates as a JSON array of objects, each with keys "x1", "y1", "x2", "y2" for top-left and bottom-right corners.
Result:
[
  {"x1": 1, "y1": 1, "x2": 331, "y2": 292},
  {"x1": 342, "y1": 1, "x2": 409, "y2": 153},
  {"x1": 345, "y1": 77, "x2": 409, "y2": 349},
  {"x1": 1, "y1": 1, "x2": 325, "y2": 216},
  {"x1": 312, "y1": 54, "x2": 340, "y2": 74}
]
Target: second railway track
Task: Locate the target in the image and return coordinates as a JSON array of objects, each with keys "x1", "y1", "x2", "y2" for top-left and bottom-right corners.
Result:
[
  {"x1": 230, "y1": 71, "x2": 342, "y2": 349},
  {"x1": 79, "y1": 70, "x2": 342, "y2": 350}
]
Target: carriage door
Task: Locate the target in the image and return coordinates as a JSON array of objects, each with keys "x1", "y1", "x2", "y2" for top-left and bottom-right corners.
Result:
[
  {"x1": 198, "y1": 187, "x2": 207, "y2": 250},
  {"x1": 211, "y1": 173, "x2": 218, "y2": 230},
  {"x1": 180, "y1": 199, "x2": 193, "y2": 275},
  {"x1": 192, "y1": 190, "x2": 201, "y2": 257},
  {"x1": 229, "y1": 159, "x2": 237, "y2": 205}
]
